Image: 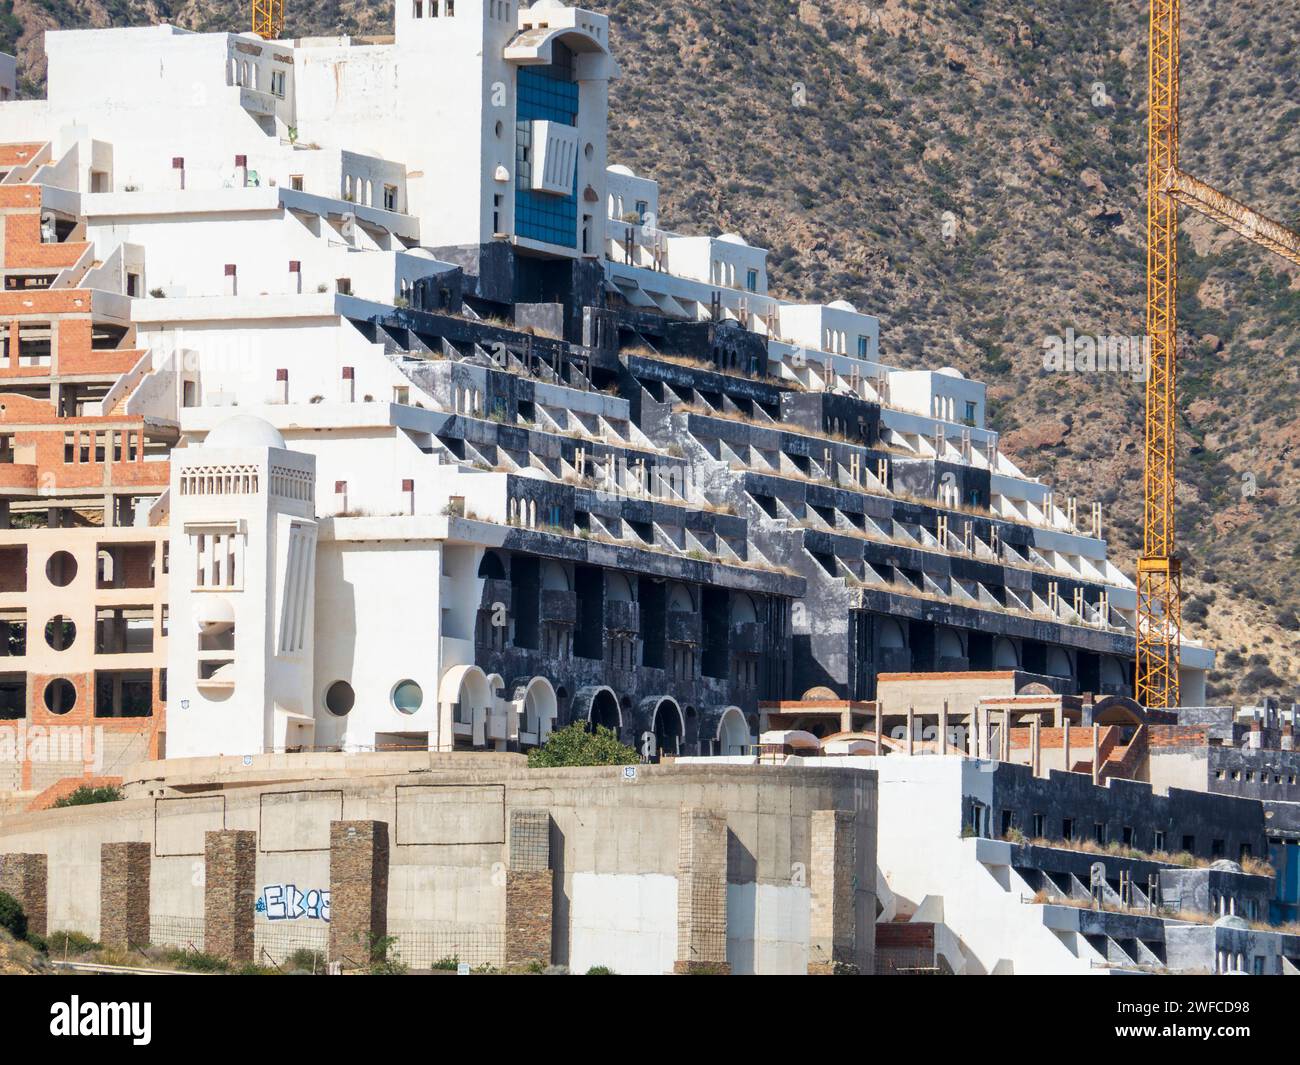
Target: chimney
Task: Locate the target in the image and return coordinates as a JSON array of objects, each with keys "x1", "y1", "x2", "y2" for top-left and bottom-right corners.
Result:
[
  {"x1": 341, "y1": 366, "x2": 355, "y2": 403},
  {"x1": 288, "y1": 259, "x2": 301, "y2": 294},
  {"x1": 234, "y1": 154, "x2": 248, "y2": 187},
  {"x1": 1248, "y1": 717, "x2": 1263, "y2": 750},
  {"x1": 275, "y1": 367, "x2": 288, "y2": 404},
  {"x1": 223, "y1": 263, "x2": 237, "y2": 297},
  {"x1": 401, "y1": 478, "x2": 414, "y2": 515},
  {"x1": 1282, "y1": 722, "x2": 1294, "y2": 751},
  {"x1": 335, "y1": 480, "x2": 347, "y2": 514},
  {"x1": 172, "y1": 156, "x2": 185, "y2": 191}
]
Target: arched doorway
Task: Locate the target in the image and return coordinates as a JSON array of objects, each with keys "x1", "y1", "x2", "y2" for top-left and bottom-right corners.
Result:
[
  {"x1": 589, "y1": 687, "x2": 620, "y2": 733},
  {"x1": 652, "y1": 697, "x2": 684, "y2": 757},
  {"x1": 716, "y1": 706, "x2": 750, "y2": 756}
]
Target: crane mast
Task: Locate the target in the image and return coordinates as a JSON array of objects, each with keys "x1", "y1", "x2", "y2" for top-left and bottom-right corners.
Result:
[
  {"x1": 253, "y1": 0, "x2": 284, "y2": 40},
  {"x1": 1137, "y1": 0, "x2": 1182, "y2": 708},
  {"x1": 1136, "y1": 1, "x2": 1300, "y2": 708}
]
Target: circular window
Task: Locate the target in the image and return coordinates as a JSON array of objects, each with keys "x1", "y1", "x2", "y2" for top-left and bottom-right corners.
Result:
[
  {"x1": 43, "y1": 678, "x2": 76, "y2": 715},
  {"x1": 44, "y1": 616, "x2": 76, "y2": 651},
  {"x1": 324, "y1": 680, "x2": 355, "y2": 717},
  {"x1": 391, "y1": 679, "x2": 423, "y2": 715},
  {"x1": 46, "y1": 551, "x2": 77, "y2": 587}
]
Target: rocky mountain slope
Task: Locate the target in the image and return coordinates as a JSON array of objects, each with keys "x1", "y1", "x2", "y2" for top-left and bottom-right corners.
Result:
[{"x1": 5, "y1": 0, "x2": 1298, "y2": 704}]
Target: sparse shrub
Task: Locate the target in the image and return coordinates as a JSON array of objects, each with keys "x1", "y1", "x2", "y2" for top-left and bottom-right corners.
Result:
[
  {"x1": 527, "y1": 722, "x2": 638, "y2": 768},
  {"x1": 0, "y1": 891, "x2": 27, "y2": 941},
  {"x1": 52, "y1": 785, "x2": 123, "y2": 808}
]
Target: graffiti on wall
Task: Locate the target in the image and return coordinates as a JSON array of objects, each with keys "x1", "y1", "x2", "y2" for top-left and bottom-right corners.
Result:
[{"x1": 256, "y1": 884, "x2": 331, "y2": 922}]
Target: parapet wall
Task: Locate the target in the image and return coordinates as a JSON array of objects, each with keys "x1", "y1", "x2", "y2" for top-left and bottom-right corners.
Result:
[{"x1": 0, "y1": 757, "x2": 877, "y2": 975}]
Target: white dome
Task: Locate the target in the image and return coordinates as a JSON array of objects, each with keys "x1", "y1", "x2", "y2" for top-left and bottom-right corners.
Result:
[
  {"x1": 936, "y1": 366, "x2": 966, "y2": 379},
  {"x1": 827, "y1": 299, "x2": 856, "y2": 312},
  {"x1": 717, "y1": 232, "x2": 749, "y2": 246},
  {"x1": 607, "y1": 164, "x2": 635, "y2": 177},
  {"x1": 205, "y1": 415, "x2": 286, "y2": 450},
  {"x1": 193, "y1": 597, "x2": 236, "y2": 631},
  {"x1": 1214, "y1": 915, "x2": 1249, "y2": 931}
]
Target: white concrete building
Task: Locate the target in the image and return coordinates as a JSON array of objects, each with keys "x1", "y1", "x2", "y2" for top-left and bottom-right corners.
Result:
[{"x1": 0, "y1": 0, "x2": 1212, "y2": 785}]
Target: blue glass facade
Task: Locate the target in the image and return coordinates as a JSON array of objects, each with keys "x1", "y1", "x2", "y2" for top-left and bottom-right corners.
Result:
[{"x1": 515, "y1": 51, "x2": 579, "y2": 248}]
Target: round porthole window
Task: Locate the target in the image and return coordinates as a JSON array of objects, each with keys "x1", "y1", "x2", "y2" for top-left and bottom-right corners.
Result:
[
  {"x1": 44, "y1": 678, "x2": 76, "y2": 715},
  {"x1": 324, "y1": 680, "x2": 355, "y2": 717},
  {"x1": 391, "y1": 679, "x2": 423, "y2": 715},
  {"x1": 44, "y1": 616, "x2": 76, "y2": 651},
  {"x1": 46, "y1": 551, "x2": 77, "y2": 587}
]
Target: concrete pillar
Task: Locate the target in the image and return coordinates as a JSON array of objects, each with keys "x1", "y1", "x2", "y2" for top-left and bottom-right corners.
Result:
[
  {"x1": 0, "y1": 853, "x2": 47, "y2": 936},
  {"x1": 808, "y1": 810, "x2": 871, "y2": 975},
  {"x1": 1063, "y1": 720, "x2": 1071, "y2": 772},
  {"x1": 505, "y1": 809, "x2": 552, "y2": 968},
  {"x1": 1092, "y1": 725, "x2": 1101, "y2": 784},
  {"x1": 874, "y1": 705, "x2": 882, "y2": 753},
  {"x1": 1031, "y1": 717, "x2": 1041, "y2": 777},
  {"x1": 905, "y1": 706, "x2": 915, "y2": 756},
  {"x1": 99, "y1": 842, "x2": 150, "y2": 950},
  {"x1": 938, "y1": 701, "x2": 948, "y2": 755},
  {"x1": 204, "y1": 829, "x2": 256, "y2": 963},
  {"x1": 329, "y1": 820, "x2": 390, "y2": 968},
  {"x1": 673, "y1": 807, "x2": 729, "y2": 974},
  {"x1": 1002, "y1": 710, "x2": 1011, "y2": 761}
]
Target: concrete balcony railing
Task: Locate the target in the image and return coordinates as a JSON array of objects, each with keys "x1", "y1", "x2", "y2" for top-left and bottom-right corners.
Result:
[
  {"x1": 731, "y1": 621, "x2": 763, "y2": 655},
  {"x1": 541, "y1": 588, "x2": 577, "y2": 626},
  {"x1": 666, "y1": 610, "x2": 702, "y2": 646},
  {"x1": 605, "y1": 599, "x2": 640, "y2": 636}
]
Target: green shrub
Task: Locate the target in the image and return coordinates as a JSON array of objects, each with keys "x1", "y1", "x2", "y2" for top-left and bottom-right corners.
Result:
[
  {"x1": 47, "y1": 930, "x2": 100, "y2": 955},
  {"x1": 161, "y1": 948, "x2": 231, "y2": 973},
  {"x1": 528, "y1": 723, "x2": 639, "y2": 768},
  {"x1": 286, "y1": 948, "x2": 326, "y2": 973},
  {"x1": 431, "y1": 954, "x2": 461, "y2": 971},
  {"x1": 52, "y1": 785, "x2": 124, "y2": 808},
  {"x1": 586, "y1": 965, "x2": 615, "y2": 975},
  {"x1": 25, "y1": 931, "x2": 47, "y2": 954},
  {"x1": 0, "y1": 891, "x2": 27, "y2": 941}
]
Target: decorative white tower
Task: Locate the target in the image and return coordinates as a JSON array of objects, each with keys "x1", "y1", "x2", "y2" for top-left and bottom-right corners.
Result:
[{"x1": 167, "y1": 415, "x2": 318, "y2": 758}]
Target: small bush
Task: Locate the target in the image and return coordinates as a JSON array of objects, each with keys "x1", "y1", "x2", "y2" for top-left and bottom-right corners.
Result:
[
  {"x1": 25, "y1": 931, "x2": 47, "y2": 954},
  {"x1": 52, "y1": 785, "x2": 123, "y2": 808},
  {"x1": 47, "y1": 930, "x2": 100, "y2": 956},
  {"x1": 586, "y1": 965, "x2": 615, "y2": 975},
  {"x1": 0, "y1": 891, "x2": 27, "y2": 941},
  {"x1": 528, "y1": 722, "x2": 639, "y2": 768},
  {"x1": 431, "y1": 954, "x2": 461, "y2": 971},
  {"x1": 161, "y1": 948, "x2": 230, "y2": 973},
  {"x1": 286, "y1": 948, "x2": 326, "y2": 973}
]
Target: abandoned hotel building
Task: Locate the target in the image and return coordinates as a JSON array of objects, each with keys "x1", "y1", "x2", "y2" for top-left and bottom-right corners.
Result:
[{"x1": 0, "y1": 2, "x2": 1295, "y2": 975}]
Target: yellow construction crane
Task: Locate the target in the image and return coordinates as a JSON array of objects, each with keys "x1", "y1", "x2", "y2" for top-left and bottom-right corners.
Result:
[
  {"x1": 1138, "y1": 0, "x2": 1300, "y2": 708},
  {"x1": 252, "y1": 0, "x2": 284, "y2": 40}
]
